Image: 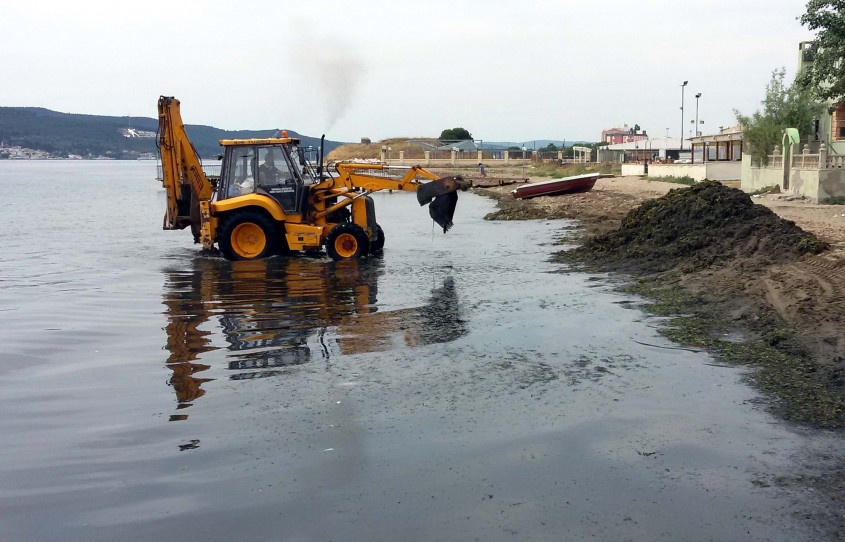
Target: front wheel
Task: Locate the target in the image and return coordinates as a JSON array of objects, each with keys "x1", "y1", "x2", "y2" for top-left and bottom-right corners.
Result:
[
  {"x1": 218, "y1": 210, "x2": 279, "y2": 260},
  {"x1": 326, "y1": 223, "x2": 370, "y2": 261}
]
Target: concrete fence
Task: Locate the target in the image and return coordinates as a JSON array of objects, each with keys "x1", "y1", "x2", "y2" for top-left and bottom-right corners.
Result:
[
  {"x1": 380, "y1": 149, "x2": 565, "y2": 167},
  {"x1": 741, "y1": 147, "x2": 845, "y2": 201},
  {"x1": 620, "y1": 162, "x2": 740, "y2": 181}
]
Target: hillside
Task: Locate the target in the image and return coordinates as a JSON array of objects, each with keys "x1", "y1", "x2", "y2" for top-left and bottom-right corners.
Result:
[{"x1": 0, "y1": 107, "x2": 344, "y2": 159}]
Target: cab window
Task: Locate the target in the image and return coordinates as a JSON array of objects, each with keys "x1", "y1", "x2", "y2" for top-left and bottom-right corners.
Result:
[
  {"x1": 257, "y1": 146, "x2": 294, "y2": 187},
  {"x1": 223, "y1": 148, "x2": 255, "y2": 199},
  {"x1": 293, "y1": 147, "x2": 318, "y2": 185}
]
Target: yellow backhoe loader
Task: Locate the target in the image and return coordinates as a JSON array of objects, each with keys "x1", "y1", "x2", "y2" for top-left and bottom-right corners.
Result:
[{"x1": 157, "y1": 96, "x2": 470, "y2": 261}]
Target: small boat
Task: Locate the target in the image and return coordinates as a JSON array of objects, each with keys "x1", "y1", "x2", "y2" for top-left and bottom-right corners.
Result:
[
  {"x1": 511, "y1": 173, "x2": 601, "y2": 199},
  {"x1": 473, "y1": 177, "x2": 531, "y2": 188}
]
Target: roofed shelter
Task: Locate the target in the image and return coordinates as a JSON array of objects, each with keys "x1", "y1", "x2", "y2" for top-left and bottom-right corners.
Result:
[
  {"x1": 617, "y1": 132, "x2": 741, "y2": 181},
  {"x1": 573, "y1": 145, "x2": 592, "y2": 163},
  {"x1": 690, "y1": 126, "x2": 743, "y2": 164}
]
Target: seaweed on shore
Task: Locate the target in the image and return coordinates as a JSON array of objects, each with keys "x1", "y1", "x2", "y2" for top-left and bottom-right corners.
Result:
[
  {"x1": 571, "y1": 180, "x2": 828, "y2": 274},
  {"x1": 624, "y1": 279, "x2": 845, "y2": 428},
  {"x1": 475, "y1": 188, "x2": 566, "y2": 221},
  {"x1": 553, "y1": 181, "x2": 844, "y2": 427}
]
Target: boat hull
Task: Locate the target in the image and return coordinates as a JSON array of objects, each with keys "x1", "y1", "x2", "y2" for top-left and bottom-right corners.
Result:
[{"x1": 511, "y1": 173, "x2": 600, "y2": 199}]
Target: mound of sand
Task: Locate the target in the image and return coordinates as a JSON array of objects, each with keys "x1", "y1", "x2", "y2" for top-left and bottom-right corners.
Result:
[{"x1": 579, "y1": 181, "x2": 830, "y2": 273}]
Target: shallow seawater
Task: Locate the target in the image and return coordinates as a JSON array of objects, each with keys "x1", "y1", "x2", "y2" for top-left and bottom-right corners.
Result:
[{"x1": 0, "y1": 161, "x2": 840, "y2": 541}]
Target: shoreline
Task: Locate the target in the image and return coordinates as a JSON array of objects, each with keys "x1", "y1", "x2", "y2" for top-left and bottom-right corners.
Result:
[{"x1": 474, "y1": 176, "x2": 845, "y2": 427}]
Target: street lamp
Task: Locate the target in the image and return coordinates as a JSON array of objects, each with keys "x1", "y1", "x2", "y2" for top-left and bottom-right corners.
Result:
[
  {"x1": 694, "y1": 92, "x2": 702, "y2": 136},
  {"x1": 680, "y1": 81, "x2": 688, "y2": 150}
]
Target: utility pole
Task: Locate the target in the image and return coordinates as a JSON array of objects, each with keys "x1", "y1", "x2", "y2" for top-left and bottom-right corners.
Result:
[
  {"x1": 680, "y1": 81, "x2": 688, "y2": 150},
  {"x1": 694, "y1": 93, "x2": 702, "y2": 136}
]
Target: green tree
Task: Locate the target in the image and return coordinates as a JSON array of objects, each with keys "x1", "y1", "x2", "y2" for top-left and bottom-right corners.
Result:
[
  {"x1": 543, "y1": 143, "x2": 559, "y2": 152},
  {"x1": 439, "y1": 127, "x2": 472, "y2": 141},
  {"x1": 735, "y1": 68, "x2": 821, "y2": 165},
  {"x1": 797, "y1": 1, "x2": 845, "y2": 102}
]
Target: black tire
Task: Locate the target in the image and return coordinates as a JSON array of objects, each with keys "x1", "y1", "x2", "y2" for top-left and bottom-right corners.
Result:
[
  {"x1": 325, "y1": 223, "x2": 370, "y2": 261},
  {"x1": 217, "y1": 209, "x2": 280, "y2": 261},
  {"x1": 369, "y1": 224, "x2": 385, "y2": 255}
]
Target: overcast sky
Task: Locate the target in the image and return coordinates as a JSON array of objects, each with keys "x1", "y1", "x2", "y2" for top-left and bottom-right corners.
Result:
[{"x1": 0, "y1": 0, "x2": 815, "y2": 144}]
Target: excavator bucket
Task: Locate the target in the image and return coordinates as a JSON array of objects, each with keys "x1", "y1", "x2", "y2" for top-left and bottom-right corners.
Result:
[
  {"x1": 417, "y1": 176, "x2": 471, "y2": 233},
  {"x1": 416, "y1": 176, "x2": 469, "y2": 205},
  {"x1": 429, "y1": 192, "x2": 459, "y2": 232}
]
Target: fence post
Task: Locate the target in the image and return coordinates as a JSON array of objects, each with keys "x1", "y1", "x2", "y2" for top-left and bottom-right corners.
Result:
[
  {"x1": 399, "y1": 150, "x2": 405, "y2": 165},
  {"x1": 424, "y1": 150, "x2": 430, "y2": 166},
  {"x1": 504, "y1": 150, "x2": 510, "y2": 164}
]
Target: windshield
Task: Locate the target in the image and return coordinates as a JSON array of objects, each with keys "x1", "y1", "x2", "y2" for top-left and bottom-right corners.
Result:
[{"x1": 290, "y1": 145, "x2": 318, "y2": 185}]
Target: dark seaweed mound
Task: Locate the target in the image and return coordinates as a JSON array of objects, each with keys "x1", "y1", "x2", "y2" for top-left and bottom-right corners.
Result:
[{"x1": 578, "y1": 181, "x2": 829, "y2": 272}]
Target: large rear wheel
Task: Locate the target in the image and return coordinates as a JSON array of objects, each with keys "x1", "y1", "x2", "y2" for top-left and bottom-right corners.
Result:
[
  {"x1": 218, "y1": 210, "x2": 279, "y2": 261},
  {"x1": 326, "y1": 223, "x2": 370, "y2": 261}
]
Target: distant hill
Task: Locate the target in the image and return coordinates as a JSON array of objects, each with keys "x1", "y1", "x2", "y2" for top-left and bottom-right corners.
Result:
[{"x1": 0, "y1": 107, "x2": 345, "y2": 159}]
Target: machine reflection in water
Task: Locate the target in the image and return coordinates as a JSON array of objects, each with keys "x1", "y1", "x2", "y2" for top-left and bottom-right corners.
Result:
[{"x1": 162, "y1": 256, "x2": 467, "y2": 420}]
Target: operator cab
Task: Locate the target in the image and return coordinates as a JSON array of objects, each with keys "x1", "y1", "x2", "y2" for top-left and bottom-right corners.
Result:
[{"x1": 217, "y1": 137, "x2": 316, "y2": 214}]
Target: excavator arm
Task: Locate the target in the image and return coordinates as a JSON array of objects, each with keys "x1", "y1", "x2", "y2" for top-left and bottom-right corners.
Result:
[
  {"x1": 327, "y1": 163, "x2": 471, "y2": 232},
  {"x1": 157, "y1": 96, "x2": 214, "y2": 245}
]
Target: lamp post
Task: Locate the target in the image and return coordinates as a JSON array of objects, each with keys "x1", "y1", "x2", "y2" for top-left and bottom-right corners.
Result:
[
  {"x1": 694, "y1": 93, "x2": 702, "y2": 137},
  {"x1": 680, "y1": 81, "x2": 688, "y2": 150}
]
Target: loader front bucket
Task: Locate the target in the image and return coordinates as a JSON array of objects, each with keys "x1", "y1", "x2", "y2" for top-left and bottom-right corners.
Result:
[
  {"x1": 416, "y1": 176, "x2": 470, "y2": 205},
  {"x1": 429, "y1": 192, "x2": 459, "y2": 232},
  {"x1": 417, "y1": 176, "x2": 471, "y2": 233}
]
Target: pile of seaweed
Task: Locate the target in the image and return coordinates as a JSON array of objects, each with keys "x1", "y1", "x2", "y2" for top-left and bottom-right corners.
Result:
[{"x1": 573, "y1": 181, "x2": 829, "y2": 273}]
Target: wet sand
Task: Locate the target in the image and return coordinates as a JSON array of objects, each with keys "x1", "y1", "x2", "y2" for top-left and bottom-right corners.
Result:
[{"x1": 478, "y1": 175, "x2": 845, "y2": 373}]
